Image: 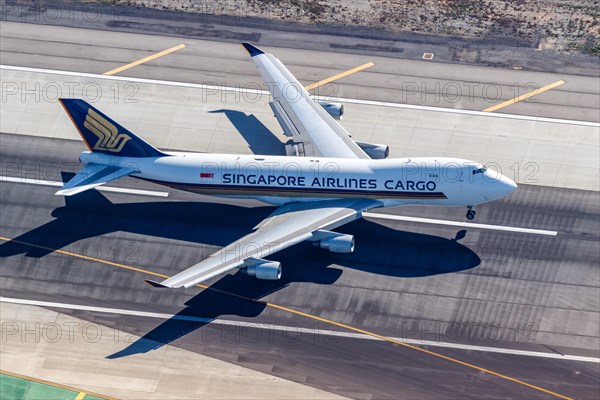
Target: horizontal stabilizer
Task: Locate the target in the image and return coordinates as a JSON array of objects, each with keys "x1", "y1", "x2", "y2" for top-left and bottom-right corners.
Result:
[
  {"x1": 144, "y1": 279, "x2": 170, "y2": 288},
  {"x1": 56, "y1": 163, "x2": 136, "y2": 196}
]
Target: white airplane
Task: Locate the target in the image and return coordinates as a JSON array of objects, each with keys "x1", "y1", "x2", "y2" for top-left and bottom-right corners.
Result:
[{"x1": 57, "y1": 43, "x2": 517, "y2": 289}]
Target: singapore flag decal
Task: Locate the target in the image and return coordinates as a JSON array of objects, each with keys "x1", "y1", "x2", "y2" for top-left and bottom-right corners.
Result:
[{"x1": 200, "y1": 172, "x2": 214, "y2": 179}]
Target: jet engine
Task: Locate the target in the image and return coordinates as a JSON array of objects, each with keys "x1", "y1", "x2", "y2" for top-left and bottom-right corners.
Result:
[
  {"x1": 240, "y1": 259, "x2": 282, "y2": 280},
  {"x1": 317, "y1": 234, "x2": 355, "y2": 253},
  {"x1": 355, "y1": 141, "x2": 390, "y2": 159},
  {"x1": 317, "y1": 101, "x2": 344, "y2": 120}
]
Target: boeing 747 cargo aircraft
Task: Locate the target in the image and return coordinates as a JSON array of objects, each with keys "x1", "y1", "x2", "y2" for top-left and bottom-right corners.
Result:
[{"x1": 56, "y1": 43, "x2": 517, "y2": 289}]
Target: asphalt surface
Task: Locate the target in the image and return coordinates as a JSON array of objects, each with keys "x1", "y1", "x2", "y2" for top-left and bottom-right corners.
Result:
[
  {"x1": 1, "y1": 21, "x2": 600, "y2": 122},
  {"x1": 1, "y1": 132, "x2": 598, "y2": 399},
  {"x1": 1, "y1": 11, "x2": 599, "y2": 400}
]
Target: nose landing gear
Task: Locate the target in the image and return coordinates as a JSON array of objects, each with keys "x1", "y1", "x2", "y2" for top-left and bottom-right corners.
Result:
[{"x1": 466, "y1": 206, "x2": 476, "y2": 220}]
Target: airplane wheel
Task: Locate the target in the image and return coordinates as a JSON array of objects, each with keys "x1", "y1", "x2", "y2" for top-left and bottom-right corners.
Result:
[{"x1": 466, "y1": 210, "x2": 476, "y2": 220}]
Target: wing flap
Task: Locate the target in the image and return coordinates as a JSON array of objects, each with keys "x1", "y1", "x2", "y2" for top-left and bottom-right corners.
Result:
[
  {"x1": 269, "y1": 100, "x2": 299, "y2": 138},
  {"x1": 56, "y1": 163, "x2": 136, "y2": 196}
]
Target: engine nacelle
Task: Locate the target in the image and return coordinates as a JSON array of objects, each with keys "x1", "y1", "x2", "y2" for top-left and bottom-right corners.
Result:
[
  {"x1": 355, "y1": 141, "x2": 390, "y2": 159},
  {"x1": 241, "y1": 259, "x2": 282, "y2": 280},
  {"x1": 318, "y1": 234, "x2": 355, "y2": 253},
  {"x1": 317, "y1": 101, "x2": 344, "y2": 120}
]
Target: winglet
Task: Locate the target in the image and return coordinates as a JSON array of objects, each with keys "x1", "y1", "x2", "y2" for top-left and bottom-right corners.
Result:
[
  {"x1": 144, "y1": 279, "x2": 169, "y2": 288},
  {"x1": 241, "y1": 42, "x2": 264, "y2": 57}
]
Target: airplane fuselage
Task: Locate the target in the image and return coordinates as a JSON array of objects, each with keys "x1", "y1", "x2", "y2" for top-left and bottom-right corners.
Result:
[{"x1": 80, "y1": 151, "x2": 516, "y2": 207}]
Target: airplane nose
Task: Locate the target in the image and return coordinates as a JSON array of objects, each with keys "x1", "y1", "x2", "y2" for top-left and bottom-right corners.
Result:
[
  {"x1": 501, "y1": 174, "x2": 518, "y2": 194},
  {"x1": 482, "y1": 169, "x2": 517, "y2": 199}
]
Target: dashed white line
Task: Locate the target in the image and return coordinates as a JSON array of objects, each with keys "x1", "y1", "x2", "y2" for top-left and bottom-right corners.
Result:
[
  {"x1": 0, "y1": 176, "x2": 169, "y2": 197},
  {"x1": 2, "y1": 296, "x2": 596, "y2": 363},
  {"x1": 363, "y1": 212, "x2": 558, "y2": 236}
]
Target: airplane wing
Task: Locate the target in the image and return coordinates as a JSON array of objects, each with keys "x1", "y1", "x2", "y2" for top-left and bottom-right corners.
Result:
[
  {"x1": 56, "y1": 163, "x2": 136, "y2": 196},
  {"x1": 242, "y1": 43, "x2": 370, "y2": 159},
  {"x1": 145, "y1": 198, "x2": 381, "y2": 289}
]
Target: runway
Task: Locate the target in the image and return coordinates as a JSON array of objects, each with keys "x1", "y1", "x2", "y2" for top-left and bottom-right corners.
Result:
[
  {"x1": 1, "y1": 14, "x2": 599, "y2": 400},
  {"x1": 1, "y1": 132, "x2": 598, "y2": 399}
]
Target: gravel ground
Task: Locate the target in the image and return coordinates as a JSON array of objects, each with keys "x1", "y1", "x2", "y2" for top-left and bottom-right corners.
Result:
[{"x1": 114, "y1": 0, "x2": 599, "y2": 55}]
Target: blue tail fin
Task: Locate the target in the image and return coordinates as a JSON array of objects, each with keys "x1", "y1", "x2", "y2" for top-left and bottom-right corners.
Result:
[{"x1": 59, "y1": 98, "x2": 165, "y2": 158}]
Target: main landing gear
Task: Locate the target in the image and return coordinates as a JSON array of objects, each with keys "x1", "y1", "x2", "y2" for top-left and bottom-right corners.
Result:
[{"x1": 466, "y1": 206, "x2": 476, "y2": 220}]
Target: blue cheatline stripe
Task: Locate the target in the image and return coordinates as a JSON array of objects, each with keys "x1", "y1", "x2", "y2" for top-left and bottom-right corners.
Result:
[{"x1": 138, "y1": 177, "x2": 447, "y2": 199}]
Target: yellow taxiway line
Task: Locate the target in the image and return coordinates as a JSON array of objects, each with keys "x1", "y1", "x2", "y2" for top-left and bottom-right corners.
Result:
[
  {"x1": 103, "y1": 44, "x2": 186, "y2": 76},
  {"x1": 0, "y1": 235, "x2": 573, "y2": 400},
  {"x1": 483, "y1": 80, "x2": 565, "y2": 112},
  {"x1": 304, "y1": 62, "x2": 375, "y2": 91}
]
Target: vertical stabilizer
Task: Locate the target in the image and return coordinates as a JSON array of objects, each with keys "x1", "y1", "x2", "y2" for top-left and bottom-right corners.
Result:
[{"x1": 59, "y1": 98, "x2": 165, "y2": 158}]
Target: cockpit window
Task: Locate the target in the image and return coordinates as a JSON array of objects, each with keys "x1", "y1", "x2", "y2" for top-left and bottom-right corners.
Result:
[{"x1": 472, "y1": 166, "x2": 487, "y2": 175}]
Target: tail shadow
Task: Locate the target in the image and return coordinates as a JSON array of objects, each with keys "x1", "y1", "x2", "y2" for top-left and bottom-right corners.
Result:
[{"x1": 0, "y1": 187, "x2": 273, "y2": 260}]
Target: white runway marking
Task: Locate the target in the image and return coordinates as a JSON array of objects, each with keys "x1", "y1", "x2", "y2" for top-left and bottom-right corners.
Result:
[
  {"x1": 0, "y1": 175, "x2": 556, "y2": 235},
  {"x1": 2, "y1": 65, "x2": 598, "y2": 127},
  {"x1": 363, "y1": 212, "x2": 558, "y2": 236},
  {"x1": 2, "y1": 296, "x2": 596, "y2": 363},
  {"x1": 0, "y1": 176, "x2": 169, "y2": 197}
]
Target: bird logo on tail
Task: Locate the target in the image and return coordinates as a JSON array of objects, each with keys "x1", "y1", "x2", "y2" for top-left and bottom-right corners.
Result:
[{"x1": 83, "y1": 108, "x2": 131, "y2": 152}]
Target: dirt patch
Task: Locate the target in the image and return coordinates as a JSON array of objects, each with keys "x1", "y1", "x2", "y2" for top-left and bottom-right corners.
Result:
[{"x1": 113, "y1": 0, "x2": 599, "y2": 55}]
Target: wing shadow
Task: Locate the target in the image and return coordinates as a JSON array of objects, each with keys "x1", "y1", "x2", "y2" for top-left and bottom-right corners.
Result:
[
  {"x1": 0, "y1": 188, "x2": 480, "y2": 359},
  {"x1": 104, "y1": 224, "x2": 480, "y2": 359},
  {"x1": 210, "y1": 109, "x2": 285, "y2": 155}
]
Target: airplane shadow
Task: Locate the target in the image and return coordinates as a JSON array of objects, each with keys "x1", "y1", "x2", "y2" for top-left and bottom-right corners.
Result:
[
  {"x1": 209, "y1": 109, "x2": 285, "y2": 156},
  {"x1": 0, "y1": 189, "x2": 273, "y2": 259},
  {"x1": 0, "y1": 187, "x2": 481, "y2": 359}
]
